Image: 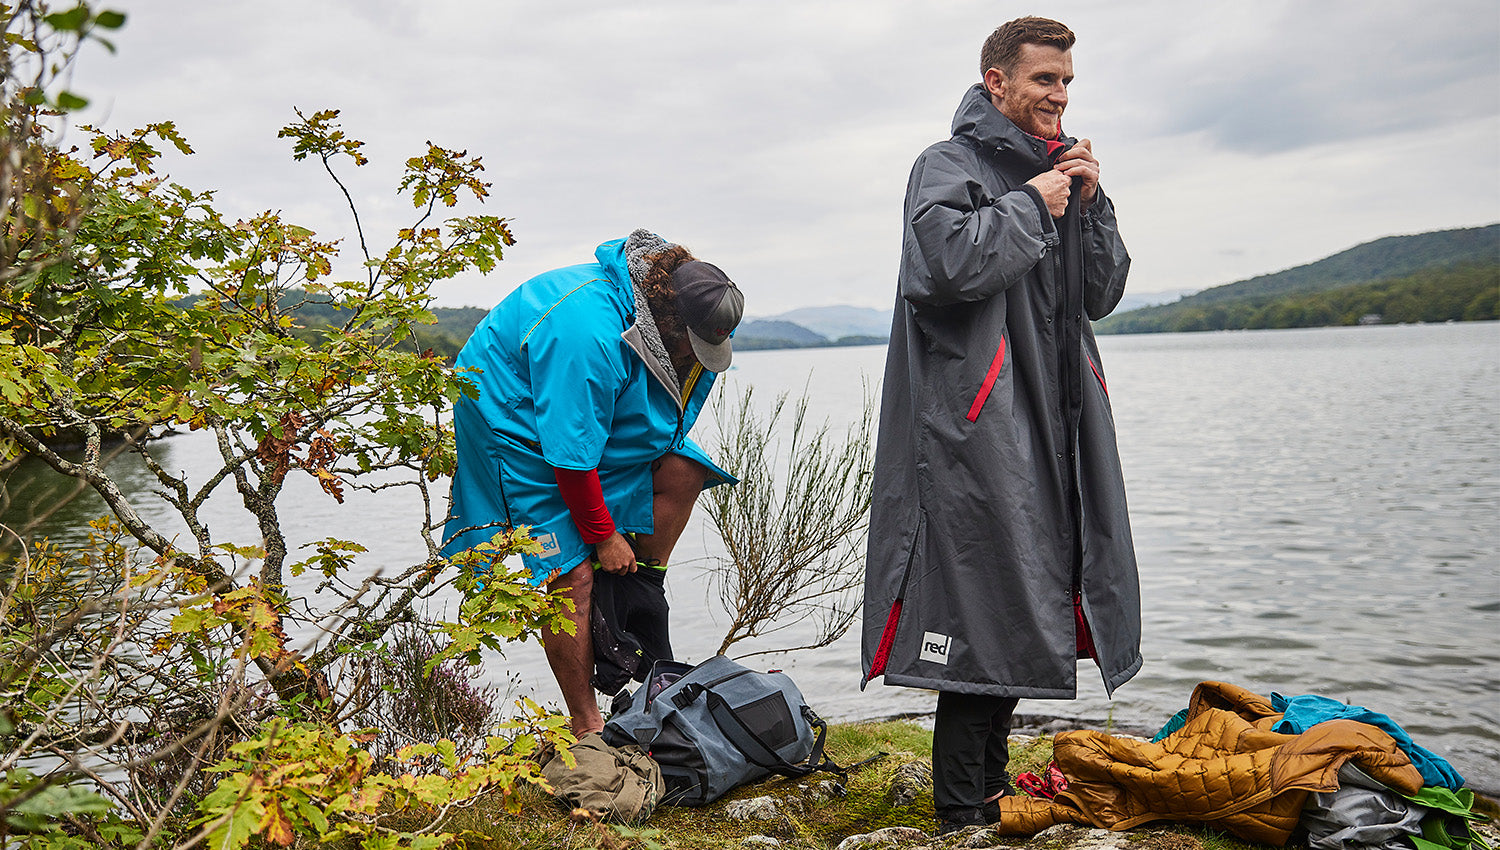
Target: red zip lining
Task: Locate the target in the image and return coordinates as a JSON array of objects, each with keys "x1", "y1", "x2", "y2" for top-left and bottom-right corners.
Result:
[
  {"x1": 966, "y1": 337, "x2": 1007, "y2": 422},
  {"x1": 1087, "y1": 354, "x2": 1108, "y2": 396},
  {"x1": 866, "y1": 599, "x2": 903, "y2": 679},
  {"x1": 1074, "y1": 590, "x2": 1097, "y2": 660}
]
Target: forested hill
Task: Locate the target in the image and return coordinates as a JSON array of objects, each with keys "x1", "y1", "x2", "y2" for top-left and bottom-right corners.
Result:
[
  {"x1": 197, "y1": 224, "x2": 1497, "y2": 350},
  {"x1": 1096, "y1": 224, "x2": 1500, "y2": 334}
]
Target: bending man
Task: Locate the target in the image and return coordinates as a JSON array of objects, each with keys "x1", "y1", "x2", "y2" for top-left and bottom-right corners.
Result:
[{"x1": 445, "y1": 229, "x2": 744, "y2": 736}]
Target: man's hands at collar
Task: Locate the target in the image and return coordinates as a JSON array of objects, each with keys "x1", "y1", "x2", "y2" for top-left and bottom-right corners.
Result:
[
  {"x1": 1021, "y1": 137, "x2": 1102, "y2": 218},
  {"x1": 1025, "y1": 170, "x2": 1073, "y2": 219},
  {"x1": 1054, "y1": 138, "x2": 1100, "y2": 210}
]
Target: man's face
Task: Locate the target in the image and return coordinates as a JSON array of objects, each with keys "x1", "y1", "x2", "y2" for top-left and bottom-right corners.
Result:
[{"x1": 986, "y1": 43, "x2": 1073, "y2": 139}]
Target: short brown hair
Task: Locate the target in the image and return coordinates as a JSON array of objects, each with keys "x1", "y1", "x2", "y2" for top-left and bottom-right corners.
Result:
[{"x1": 980, "y1": 16, "x2": 1075, "y2": 78}]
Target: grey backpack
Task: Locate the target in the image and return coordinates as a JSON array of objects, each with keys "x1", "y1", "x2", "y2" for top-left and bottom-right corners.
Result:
[{"x1": 601, "y1": 655, "x2": 844, "y2": 806}]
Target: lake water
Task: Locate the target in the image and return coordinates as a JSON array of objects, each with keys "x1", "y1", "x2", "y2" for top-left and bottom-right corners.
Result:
[{"x1": 10, "y1": 322, "x2": 1499, "y2": 792}]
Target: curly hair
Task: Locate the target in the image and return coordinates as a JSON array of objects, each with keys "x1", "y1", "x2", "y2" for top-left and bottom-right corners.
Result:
[{"x1": 639, "y1": 244, "x2": 696, "y2": 355}]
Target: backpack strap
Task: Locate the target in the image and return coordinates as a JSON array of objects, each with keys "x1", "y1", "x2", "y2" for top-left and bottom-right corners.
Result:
[
  {"x1": 797, "y1": 705, "x2": 848, "y2": 776},
  {"x1": 703, "y1": 691, "x2": 847, "y2": 779}
]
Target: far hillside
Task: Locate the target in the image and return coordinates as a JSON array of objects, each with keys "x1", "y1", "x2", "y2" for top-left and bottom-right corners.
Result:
[
  {"x1": 758, "y1": 305, "x2": 890, "y2": 340},
  {"x1": 231, "y1": 223, "x2": 1498, "y2": 353},
  {"x1": 733, "y1": 317, "x2": 886, "y2": 351},
  {"x1": 1097, "y1": 224, "x2": 1499, "y2": 334}
]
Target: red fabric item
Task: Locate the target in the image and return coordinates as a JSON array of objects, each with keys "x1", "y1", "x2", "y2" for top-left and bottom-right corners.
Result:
[
  {"x1": 1016, "y1": 761, "x2": 1070, "y2": 799},
  {"x1": 965, "y1": 337, "x2": 1008, "y2": 422},
  {"x1": 1074, "y1": 590, "x2": 1097, "y2": 660},
  {"x1": 866, "y1": 599, "x2": 904, "y2": 680},
  {"x1": 1027, "y1": 125, "x2": 1068, "y2": 159},
  {"x1": 553, "y1": 466, "x2": 615, "y2": 543}
]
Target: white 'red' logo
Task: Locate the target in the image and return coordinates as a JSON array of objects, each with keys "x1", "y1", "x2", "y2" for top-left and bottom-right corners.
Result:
[
  {"x1": 535, "y1": 532, "x2": 561, "y2": 558},
  {"x1": 920, "y1": 631, "x2": 952, "y2": 665}
]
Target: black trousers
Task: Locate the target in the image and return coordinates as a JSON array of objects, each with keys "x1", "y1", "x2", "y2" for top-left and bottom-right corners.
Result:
[{"x1": 931, "y1": 691, "x2": 1020, "y2": 817}]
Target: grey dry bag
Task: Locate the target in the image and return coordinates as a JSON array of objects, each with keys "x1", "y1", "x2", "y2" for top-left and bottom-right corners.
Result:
[{"x1": 601, "y1": 655, "x2": 844, "y2": 806}]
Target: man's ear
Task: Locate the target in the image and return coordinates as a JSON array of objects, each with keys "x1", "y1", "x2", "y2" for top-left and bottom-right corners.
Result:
[{"x1": 983, "y1": 67, "x2": 1007, "y2": 102}]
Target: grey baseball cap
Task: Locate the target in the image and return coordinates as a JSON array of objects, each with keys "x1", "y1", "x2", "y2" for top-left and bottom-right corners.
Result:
[{"x1": 670, "y1": 260, "x2": 744, "y2": 373}]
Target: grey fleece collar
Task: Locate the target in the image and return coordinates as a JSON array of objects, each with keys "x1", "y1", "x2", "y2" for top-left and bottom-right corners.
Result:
[{"x1": 622, "y1": 228, "x2": 680, "y2": 388}]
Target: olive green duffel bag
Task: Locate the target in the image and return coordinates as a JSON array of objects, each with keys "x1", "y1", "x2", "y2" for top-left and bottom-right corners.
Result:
[{"x1": 539, "y1": 731, "x2": 664, "y2": 823}]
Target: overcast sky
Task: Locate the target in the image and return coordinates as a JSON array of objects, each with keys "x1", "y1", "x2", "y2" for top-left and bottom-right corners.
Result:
[{"x1": 66, "y1": 0, "x2": 1500, "y2": 314}]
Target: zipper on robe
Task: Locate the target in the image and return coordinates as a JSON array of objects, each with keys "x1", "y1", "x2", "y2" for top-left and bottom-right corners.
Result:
[
  {"x1": 863, "y1": 516, "x2": 923, "y2": 688},
  {"x1": 1086, "y1": 353, "x2": 1108, "y2": 396},
  {"x1": 965, "y1": 336, "x2": 1007, "y2": 422}
]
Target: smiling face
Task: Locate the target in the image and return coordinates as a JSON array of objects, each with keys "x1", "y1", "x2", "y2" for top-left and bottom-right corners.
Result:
[{"x1": 985, "y1": 42, "x2": 1073, "y2": 140}]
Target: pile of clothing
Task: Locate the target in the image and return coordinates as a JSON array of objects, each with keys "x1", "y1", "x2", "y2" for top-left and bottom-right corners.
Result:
[{"x1": 993, "y1": 681, "x2": 1490, "y2": 849}]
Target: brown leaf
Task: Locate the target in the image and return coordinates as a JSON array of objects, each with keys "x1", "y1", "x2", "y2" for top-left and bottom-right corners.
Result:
[{"x1": 259, "y1": 800, "x2": 296, "y2": 846}]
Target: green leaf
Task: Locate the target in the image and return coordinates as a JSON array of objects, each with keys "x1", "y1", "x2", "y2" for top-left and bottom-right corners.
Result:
[
  {"x1": 209, "y1": 809, "x2": 257, "y2": 850},
  {"x1": 56, "y1": 90, "x2": 90, "y2": 110},
  {"x1": 11, "y1": 782, "x2": 116, "y2": 818},
  {"x1": 172, "y1": 607, "x2": 212, "y2": 633},
  {"x1": 44, "y1": 6, "x2": 90, "y2": 31},
  {"x1": 95, "y1": 10, "x2": 127, "y2": 28},
  {"x1": 295, "y1": 798, "x2": 328, "y2": 834}
]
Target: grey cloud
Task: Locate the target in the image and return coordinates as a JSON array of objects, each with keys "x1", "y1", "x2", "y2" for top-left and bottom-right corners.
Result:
[
  {"x1": 1140, "y1": 0, "x2": 1499, "y2": 153},
  {"x1": 60, "y1": 0, "x2": 1500, "y2": 309}
]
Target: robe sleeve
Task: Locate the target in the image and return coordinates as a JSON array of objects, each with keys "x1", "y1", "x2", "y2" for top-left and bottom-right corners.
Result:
[{"x1": 901, "y1": 145, "x2": 1059, "y2": 307}]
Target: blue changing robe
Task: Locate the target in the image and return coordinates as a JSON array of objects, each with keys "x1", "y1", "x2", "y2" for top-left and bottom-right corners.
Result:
[
  {"x1": 442, "y1": 237, "x2": 731, "y2": 583},
  {"x1": 1272, "y1": 692, "x2": 1466, "y2": 790}
]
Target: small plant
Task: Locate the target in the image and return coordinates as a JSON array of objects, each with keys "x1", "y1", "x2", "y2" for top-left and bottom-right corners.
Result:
[
  {"x1": 701, "y1": 383, "x2": 875, "y2": 657},
  {"x1": 346, "y1": 625, "x2": 507, "y2": 766}
]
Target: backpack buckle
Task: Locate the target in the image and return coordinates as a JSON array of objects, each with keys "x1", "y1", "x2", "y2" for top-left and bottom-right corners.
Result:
[{"x1": 671, "y1": 683, "x2": 703, "y2": 709}]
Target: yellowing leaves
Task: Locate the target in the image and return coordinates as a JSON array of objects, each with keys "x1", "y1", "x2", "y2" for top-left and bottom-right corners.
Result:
[
  {"x1": 101, "y1": 137, "x2": 134, "y2": 161},
  {"x1": 257, "y1": 801, "x2": 296, "y2": 847},
  {"x1": 165, "y1": 579, "x2": 306, "y2": 673}
]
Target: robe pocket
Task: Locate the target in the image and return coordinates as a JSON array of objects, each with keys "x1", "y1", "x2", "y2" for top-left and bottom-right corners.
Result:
[
  {"x1": 965, "y1": 333, "x2": 1009, "y2": 422},
  {"x1": 1085, "y1": 352, "x2": 1108, "y2": 396}
]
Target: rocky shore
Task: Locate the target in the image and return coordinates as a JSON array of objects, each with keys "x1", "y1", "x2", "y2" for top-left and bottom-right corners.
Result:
[{"x1": 448, "y1": 720, "x2": 1499, "y2": 849}]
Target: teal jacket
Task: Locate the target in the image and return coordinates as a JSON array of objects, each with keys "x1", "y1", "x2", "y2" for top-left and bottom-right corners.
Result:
[{"x1": 442, "y1": 237, "x2": 730, "y2": 582}]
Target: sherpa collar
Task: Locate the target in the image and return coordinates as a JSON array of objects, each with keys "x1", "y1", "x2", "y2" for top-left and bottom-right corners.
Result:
[{"x1": 622, "y1": 228, "x2": 680, "y2": 389}]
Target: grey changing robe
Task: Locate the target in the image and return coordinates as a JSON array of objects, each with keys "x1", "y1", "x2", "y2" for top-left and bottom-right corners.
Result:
[{"x1": 861, "y1": 84, "x2": 1141, "y2": 699}]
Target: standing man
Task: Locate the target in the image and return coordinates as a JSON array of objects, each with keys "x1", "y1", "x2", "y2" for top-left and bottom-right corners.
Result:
[
  {"x1": 444, "y1": 229, "x2": 743, "y2": 737},
  {"x1": 861, "y1": 17, "x2": 1141, "y2": 834}
]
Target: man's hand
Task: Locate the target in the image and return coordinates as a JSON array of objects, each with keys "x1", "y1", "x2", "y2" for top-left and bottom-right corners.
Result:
[
  {"x1": 594, "y1": 531, "x2": 637, "y2": 574},
  {"x1": 1054, "y1": 138, "x2": 1100, "y2": 209},
  {"x1": 1026, "y1": 170, "x2": 1071, "y2": 219}
]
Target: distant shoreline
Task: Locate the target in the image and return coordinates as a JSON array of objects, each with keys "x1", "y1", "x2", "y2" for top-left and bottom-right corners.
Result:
[{"x1": 734, "y1": 335, "x2": 887, "y2": 352}]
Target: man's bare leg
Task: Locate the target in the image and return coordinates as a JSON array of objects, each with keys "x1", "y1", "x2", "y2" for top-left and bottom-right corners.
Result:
[
  {"x1": 632, "y1": 453, "x2": 708, "y2": 565},
  {"x1": 542, "y1": 455, "x2": 705, "y2": 735},
  {"x1": 541, "y1": 560, "x2": 602, "y2": 736}
]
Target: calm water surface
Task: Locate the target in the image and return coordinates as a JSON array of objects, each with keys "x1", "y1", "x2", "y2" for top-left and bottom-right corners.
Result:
[{"x1": 12, "y1": 322, "x2": 1499, "y2": 791}]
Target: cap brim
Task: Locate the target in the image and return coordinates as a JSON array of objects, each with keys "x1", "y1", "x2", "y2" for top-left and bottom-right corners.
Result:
[{"x1": 687, "y1": 328, "x2": 733, "y2": 373}]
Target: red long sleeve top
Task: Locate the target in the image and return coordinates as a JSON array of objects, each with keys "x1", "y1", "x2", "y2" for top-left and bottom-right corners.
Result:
[{"x1": 552, "y1": 466, "x2": 616, "y2": 543}]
